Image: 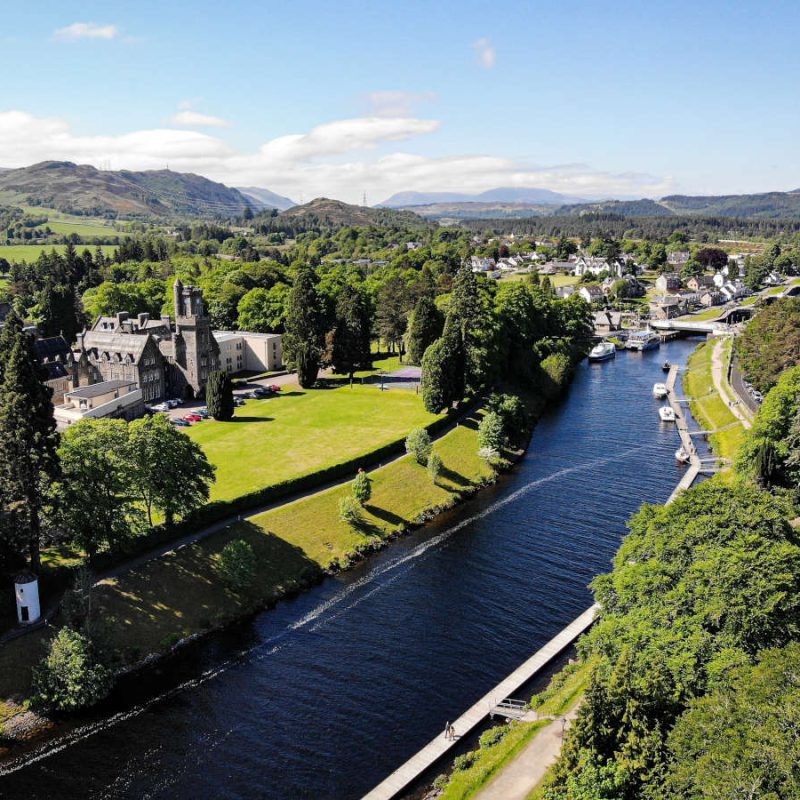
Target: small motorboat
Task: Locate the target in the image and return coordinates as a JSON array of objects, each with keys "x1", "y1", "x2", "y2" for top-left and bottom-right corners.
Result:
[
  {"x1": 662, "y1": 361, "x2": 672, "y2": 372},
  {"x1": 659, "y1": 406, "x2": 676, "y2": 422},
  {"x1": 652, "y1": 382, "x2": 668, "y2": 399},
  {"x1": 675, "y1": 446, "x2": 691, "y2": 463},
  {"x1": 588, "y1": 341, "x2": 616, "y2": 362}
]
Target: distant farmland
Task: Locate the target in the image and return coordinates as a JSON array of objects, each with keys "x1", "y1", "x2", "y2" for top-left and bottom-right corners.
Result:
[{"x1": 0, "y1": 244, "x2": 119, "y2": 263}]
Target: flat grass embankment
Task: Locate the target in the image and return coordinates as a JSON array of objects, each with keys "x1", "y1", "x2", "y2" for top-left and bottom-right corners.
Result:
[
  {"x1": 186, "y1": 381, "x2": 441, "y2": 502},
  {"x1": 436, "y1": 660, "x2": 592, "y2": 800},
  {"x1": 0, "y1": 406, "x2": 498, "y2": 713},
  {"x1": 0, "y1": 244, "x2": 118, "y2": 263},
  {"x1": 683, "y1": 340, "x2": 746, "y2": 462}
]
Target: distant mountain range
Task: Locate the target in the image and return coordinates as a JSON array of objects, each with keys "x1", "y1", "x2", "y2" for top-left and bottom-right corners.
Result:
[
  {"x1": 382, "y1": 186, "x2": 800, "y2": 221},
  {"x1": 0, "y1": 161, "x2": 262, "y2": 218},
  {"x1": 380, "y1": 186, "x2": 587, "y2": 208},
  {"x1": 236, "y1": 186, "x2": 296, "y2": 211}
]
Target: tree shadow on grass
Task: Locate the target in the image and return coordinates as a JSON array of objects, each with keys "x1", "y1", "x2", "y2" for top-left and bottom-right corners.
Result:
[
  {"x1": 96, "y1": 523, "x2": 323, "y2": 656},
  {"x1": 277, "y1": 390, "x2": 306, "y2": 397},
  {"x1": 230, "y1": 416, "x2": 274, "y2": 423},
  {"x1": 439, "y1": 466, "x2": 470, "y2": 487},
  {"x1": 363, "y1": 504, "x2": 407, "y2": 528}
]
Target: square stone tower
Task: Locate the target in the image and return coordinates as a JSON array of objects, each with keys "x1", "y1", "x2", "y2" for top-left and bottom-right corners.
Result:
[{"x1": 172, "y1": 278, "x2": 220, "y2": 397}]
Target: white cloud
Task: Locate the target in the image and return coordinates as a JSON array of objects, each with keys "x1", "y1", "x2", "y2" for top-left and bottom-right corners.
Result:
[
  {"x1": 473, "y1": 38, "x2": 496, "y2": 68},
  {"x1": 0, "y1": 109, "x2": 671, "y2": 204},
  {"x1": 169, "y1": 110, "x2": 231, "y2": 128},
  {"x1": 364, "y1": 91, "x2": 437, "y2": 118},
  {"x1": 54, "y1": 22, "x2": 119, "y2": 41}
]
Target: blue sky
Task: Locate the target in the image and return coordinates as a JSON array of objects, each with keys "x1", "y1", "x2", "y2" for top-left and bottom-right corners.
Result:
[{"x1": 1, "y1": 0, "x2": 798, "y2": 203}]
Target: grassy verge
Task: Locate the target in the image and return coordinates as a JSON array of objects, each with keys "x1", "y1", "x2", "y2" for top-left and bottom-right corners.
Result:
[
  {"x1": 435, "y1": 660, "x2": 592, "y2": 800},
  {"x1": 683, "y1": 341, "x2": 746, "y2": 462},
  {"x1": 0, "y1": 406, "x2": 499, "y2": 713}
]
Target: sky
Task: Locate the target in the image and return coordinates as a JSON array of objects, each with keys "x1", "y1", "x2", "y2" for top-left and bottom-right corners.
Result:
[{"x1": 1, "y1": 0, "x2": 799, "y2": 204}]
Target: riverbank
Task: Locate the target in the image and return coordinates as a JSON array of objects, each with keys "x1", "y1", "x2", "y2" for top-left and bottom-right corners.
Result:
[
  {"x1": 0, "y1": 389, "x2": 545, "y2": 747},
  {"x1": 428, "y1": 339, "x2": 728, "y2": 800}
]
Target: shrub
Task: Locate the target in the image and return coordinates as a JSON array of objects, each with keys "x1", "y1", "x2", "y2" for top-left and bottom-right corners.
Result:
[
  {"x1": 31, "y1": 628, "x2": 112, "y2": 712},
  {"x1": 216, "y1": 539, "x2": 257, "y2": 590},
  {"x1": 478, "y1": 411, "x2": 505, "y2": 452},
  {"x1": 339, "y1": 496, "x2": 363, "y2": 527},
  {"x1": 479, "y1": 725, "x2": 510, "y2": 748},
  {"x1": 488, "y1": 393, "x2": 527, "y2": 441},
  {"x1": 406, "y1": 427, "x2": 433, "y2": 465},
  {"x1": 539, "y1": 352, "x2": 572, "y2": 398},
  {"x1": 452, "y1": 752, "x2": 477, "y2": 772},
  {"x1": 427, "y1": 452, "x2": 443, "y2": 484},
  {"x1": 352, "y1": 470, "x2": 372, "y2": 504}
]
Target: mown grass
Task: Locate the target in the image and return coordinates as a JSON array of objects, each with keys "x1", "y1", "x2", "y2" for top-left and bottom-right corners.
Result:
[
  {"x1": 499, "y1": 273, "x2": 578, "y2": 287},
  {"x1": 0, "y1": 244, "x2": 118, "y2": 263},
  {"x1": 186, "y1": 381, "x2": 440, "y2": 502},
  {"x1": 683, "y1": 341, "x2": 745, "y2": 463},
  {"x1": 0, "y1": 408, "x2": 495, "y2": 705}
]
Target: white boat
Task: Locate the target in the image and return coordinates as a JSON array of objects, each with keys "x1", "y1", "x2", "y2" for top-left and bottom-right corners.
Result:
[
  {"x1": 659, "y1": 406, "x2": 676, "y2": 422},
  {"x1": 588, "y1": 342, "x2": 616, "y2": 362},
  {"x1": 652, "y1": 382, "x2": 668, "y2": 399},
  {"x1": 628, "y1": 330, "x2": 661, "y2": 351},
  {"x1": 675, "y1": 446, "x2": 691, "y2": 463}
]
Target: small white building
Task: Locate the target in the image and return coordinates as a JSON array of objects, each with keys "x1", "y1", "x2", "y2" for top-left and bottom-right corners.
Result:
[
  {"x1": 14, "y1": 571, "x2": 40, "y2": 625},
  {"x1": 214, "y1": 331, "x2": 283, "y2": 375},
  {"x1": 54, "y1": 379, "x2": 143, "y2": 429}
]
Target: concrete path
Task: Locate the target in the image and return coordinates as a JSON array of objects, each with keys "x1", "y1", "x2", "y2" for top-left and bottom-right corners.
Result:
[
  {"x1": 475, "y1": 708, "x2": 580, "y2": 800},
  {"x1": 710, "y1": 340, "x2": 752, "y2": 429}
]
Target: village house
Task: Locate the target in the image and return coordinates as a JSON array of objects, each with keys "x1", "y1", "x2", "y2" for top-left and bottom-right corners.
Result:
[
  {"x1": 649, "y1": 295, "x2": 686, "y2": 320},
  {"x1": 578, "y1": 285, "x2": 604, "y2": 304},
  {"x1": 573, "y1": 256, "x2": 625, "y2": 278},
  {"x1": 686, "y1": 274, "x2": 716, "y2": 292},
  {"x1": 556, "y1": 285, "x2": 576, "y2": 299},
  {"x1": 470, "y1": 256, "x2": 496, "y2": 272},
  {"x1": 593, "y1": 310, "x2": 623, "y2": 334},
  {"x1": 667, "y1": 250, "x2": 691, "y2": 267},
  {"x1": 698, "y1": 289, "x2": 724, "y2": 307},
  {"x1": 655, "y1": 273, "x2": 682, "y2": 293}
]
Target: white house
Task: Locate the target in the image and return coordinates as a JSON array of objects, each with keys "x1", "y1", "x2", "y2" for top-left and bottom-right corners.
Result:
[
  {"x1": 54, "y1": 379, "x2": 144, "y2": 429},
  {"x1": 470, "y1": 256, "x2": 496, "y2": 272},
  {"x1": 578, "y1": 285, "x2": 605, "y2": 304},
  {"x1": 655, "y1": 273, "x2": 682, "y2": 292}
]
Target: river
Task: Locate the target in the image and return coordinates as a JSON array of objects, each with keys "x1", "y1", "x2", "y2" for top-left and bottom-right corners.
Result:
[{"x1": 0, "y1": 337, "x2": 709, "y2": 800}]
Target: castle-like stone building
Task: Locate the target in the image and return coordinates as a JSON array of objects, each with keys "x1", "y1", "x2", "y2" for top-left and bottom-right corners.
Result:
[{"x1": 69, "y1": 279, "x2": 220, "y2": 403}]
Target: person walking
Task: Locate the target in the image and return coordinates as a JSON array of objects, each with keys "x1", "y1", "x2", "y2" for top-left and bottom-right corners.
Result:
[{"x1": 444, "y1": 721, "x2": 451, "y2": 740}]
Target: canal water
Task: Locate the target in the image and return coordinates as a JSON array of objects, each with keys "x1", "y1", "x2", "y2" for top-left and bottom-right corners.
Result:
[{"x1": 0, "y1": 338, "x2": 708, "y2": 800}]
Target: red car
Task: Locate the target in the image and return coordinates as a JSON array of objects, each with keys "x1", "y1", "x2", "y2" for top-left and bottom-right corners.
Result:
[
  {"x1": 269, "y1": 385, "x2": 281, "y2": 392},
  {"x1": 183, "y1": 413, "x2": 202, "y2": 422}
]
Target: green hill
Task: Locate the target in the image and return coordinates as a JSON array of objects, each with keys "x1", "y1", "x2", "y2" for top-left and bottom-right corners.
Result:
[
  {"x1": 0, "y1": 161, "x2": 258, "y2": 219},
  {"x1": 277, "y1": 197, "x2": 430, "y2": 230}
]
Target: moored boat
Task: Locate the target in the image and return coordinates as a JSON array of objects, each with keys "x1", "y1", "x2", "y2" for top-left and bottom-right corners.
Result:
[
  {"x1": 627, "y1": 330, "x2": 660, "y2": 351},
  {"x1": 652, "y1": 382, "x2": 668, "y2": 399},
  {"x1": 662, "y1": 360, "x2": 671, "y2": 372},
  {"x1": 675, "y1": 446, "x2": 691, "y2": 463},
  {"x1": 659, "y1": 406, "x2": 676, "y2": 422},
  {"x1": 588, "y1": 341, "x2": 616, "y2": 362}
]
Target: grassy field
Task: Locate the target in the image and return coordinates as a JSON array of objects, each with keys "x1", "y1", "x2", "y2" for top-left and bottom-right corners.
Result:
[
  {"x1": 0, "y1": 406, "x2": 497, "y2": 706},
  {"x1": 683, "y1": 341, "x2": 746, "y2": 461},
  {"x1": 499, "y1": 273, "x2": 578, "y2": 288},
  {"x1": 437, "y1": 660, "x2": 592, "y2": 800},
  {"x1": 186, "y1": 380, "x2": 440, "y2": 502},
  {"x1": 0, "y1": 244, "x2": 118, "y2": 263}
]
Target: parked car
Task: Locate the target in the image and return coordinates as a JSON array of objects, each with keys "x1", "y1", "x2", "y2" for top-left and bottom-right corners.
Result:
[
  {"x1": 171, "y1": 418, "x2": 190, "y2": 427},
  {"x1": 197, "y1": 408, "x2": 210, "y2": 418},
  {"x1": 166, "y1": 399, "x2": 181, "y2": 409},
  {"x1": 151, "y1": 402, "x2": 170, "y2": 412},
  {"x1": 234, "y1": 397, "x2": 245, "y2": 406},
  {"x1": 268, "y1": 384, "x2": 281, "y2": 392},
  {"x1": 183, "y1": 413, "x2": 202, "y2": 422}
]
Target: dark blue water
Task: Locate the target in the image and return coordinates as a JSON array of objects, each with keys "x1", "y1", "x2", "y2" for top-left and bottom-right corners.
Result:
[{"x1": 0, "y1": 338, "x2": 707, "y2": 800}]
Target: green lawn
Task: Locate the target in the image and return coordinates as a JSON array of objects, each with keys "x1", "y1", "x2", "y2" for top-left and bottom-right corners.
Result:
[
  {"x1": 187, "y1": 381, "x2": 441, "y2": 503},
  {"x1": 0, "y1": 244, "x2": 118, "y2": 263},
  {"x1": 499, "y1": 273, "x2": 578, "y2": 288},
  {"x1": 0, "y1": 406, "x2": 497, "y2": 710}
]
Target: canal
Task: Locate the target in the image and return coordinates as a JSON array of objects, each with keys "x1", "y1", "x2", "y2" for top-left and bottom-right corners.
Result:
[{"x1": 0, "y1": 337, "x2": 708, "y2": 799}]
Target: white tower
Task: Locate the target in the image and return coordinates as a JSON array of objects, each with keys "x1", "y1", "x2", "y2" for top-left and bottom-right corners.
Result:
[{"x1": 14, "y1": 571, "x2": 41, "y2": 625}]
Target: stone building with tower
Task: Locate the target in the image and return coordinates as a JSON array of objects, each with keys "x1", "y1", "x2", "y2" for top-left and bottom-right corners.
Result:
[{"x1": 72, "y1": 279, "x2": 220, "y2": 404}]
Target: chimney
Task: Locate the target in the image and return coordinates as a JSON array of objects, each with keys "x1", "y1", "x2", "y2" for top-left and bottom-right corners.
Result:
[
  {"x1": 138, "y1": 312, "x2": 149, "y2": 328},
  {"x1": 117, "y1": 311, "x2": 129, "y2": 327}
]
